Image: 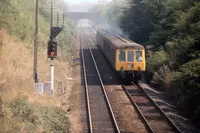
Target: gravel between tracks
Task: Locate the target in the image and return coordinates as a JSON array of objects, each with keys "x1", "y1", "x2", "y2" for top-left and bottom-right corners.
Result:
[{"x1": 105, "y1": 85, "x2": 148, "y2": 133}]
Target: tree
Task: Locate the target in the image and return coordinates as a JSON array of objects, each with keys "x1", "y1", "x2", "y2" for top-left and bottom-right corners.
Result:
[
  {"x1": 166, "y1": 1, "x2": 200, "y2": 68},
  {"x1": 120, "y1": 0, "x2": 161, "y2": 44}
]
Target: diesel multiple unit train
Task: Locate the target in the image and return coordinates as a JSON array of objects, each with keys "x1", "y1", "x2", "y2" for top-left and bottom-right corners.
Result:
[{"x1": 96, "y1": 29, "x2": 146, "y2": 83}]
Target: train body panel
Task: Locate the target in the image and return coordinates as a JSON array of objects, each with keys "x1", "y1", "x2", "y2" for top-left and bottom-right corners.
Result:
[{"x1": 96, "y1": 33, "x2": 116, "y2": 69}]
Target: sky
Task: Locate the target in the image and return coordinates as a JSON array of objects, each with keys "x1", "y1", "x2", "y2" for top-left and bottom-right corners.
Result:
[
  {"x1": 65, "y1": 0, "x2": 112, "y2": 12},
  {"x1": 64, "y1": 0, "x2": 112, "y2": 5}
]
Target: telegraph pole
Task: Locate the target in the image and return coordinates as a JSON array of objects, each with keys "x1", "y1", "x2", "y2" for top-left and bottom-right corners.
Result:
[
  {"x1": 63, "y1": 12, "x2": 65, "y2": 27},
  {"x1": 51, "y1": 0, "x2": 53, "y2": 31},
  {"x1": 34, "y1": 0, "x2": 39, "y2": 83},
  {"x1": 57, "y1": 13, "x2": 59, "y2": 26}
]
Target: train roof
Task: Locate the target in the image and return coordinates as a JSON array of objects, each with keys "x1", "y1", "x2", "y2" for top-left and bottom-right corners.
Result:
[{"x1": 97, "y1": 29, "x2": 144, "y2": 50}]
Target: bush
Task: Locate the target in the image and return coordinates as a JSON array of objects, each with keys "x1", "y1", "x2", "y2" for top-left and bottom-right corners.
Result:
[
  {"x1": 147, "y1": 50, "x2": 169, "y2": 72},
  {"x1": 145, "y1": 50, "x2": 169, "y2": 82},
  {"x1": 153, "y1": 64, "x2": 172, "y2": 88},
  {"x1": 10, "y1": 97, "x2": 36, "y2": 123},
  {"x1": 172, "y1": 59, "x2": 200, "y2": 122},
  {"x1": 173, "y1": 59, "x2": 200, "y2": 94},
  {"x1": 8, "y1": 97, "x2": 70, "y2": 132},
  {"x1": 8, "y1": 97, "x2": 39, "y2": 132},
  {"x1": 39, "y1": 106, "x2": 70, "y2": 132}
]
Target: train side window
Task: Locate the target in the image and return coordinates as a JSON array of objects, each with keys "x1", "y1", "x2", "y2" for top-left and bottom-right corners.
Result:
[
  {"x1": 119, "y1": 50, "x2": 125, "y2": 62},
  {"x1": 128, "y1": 51, "x2": 134, "y2": 62},
  {"x1": 136, "y1": 51, "x2": 142, "y2": 62}
]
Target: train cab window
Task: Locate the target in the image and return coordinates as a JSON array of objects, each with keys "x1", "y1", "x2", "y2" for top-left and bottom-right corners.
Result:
[
  {"x1": 119, "y1": 50, "x2": 125, "y2": 62},
  {"x1": 128, "y1": 51, "x2": 134, "y2": 62},
  {"x1": 136, "y1": 51, "x2": 142, "y2": 62}
]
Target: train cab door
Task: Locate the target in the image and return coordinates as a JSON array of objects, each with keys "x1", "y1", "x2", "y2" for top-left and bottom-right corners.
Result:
[
  {"x1": 127, "y1": 50, "x2": 134, "y2": 70},
  {"x1": 135, "y1": 50, "x2": 145, "y2": 71},
  {"x1": 116, "y1": 49, "x2": 126, "y2": 71}
]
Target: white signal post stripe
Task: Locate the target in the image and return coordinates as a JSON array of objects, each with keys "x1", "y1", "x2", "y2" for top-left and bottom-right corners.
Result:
[{"x1": 50, "y1": 59, "x2": 54, "y2": 97}]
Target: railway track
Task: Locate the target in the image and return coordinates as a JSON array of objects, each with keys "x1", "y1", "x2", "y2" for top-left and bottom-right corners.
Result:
[
  {"x1": 123, "y1": 84, "x2": 182, "y2": 133},
  {"x1": 80, "y1": 29, "x2": 120, "y2": 133},
  {"x1": 83, "y1": 28, "x2": 182, "y2": 133},
  {"x1": 86, "y1": 29, "x2": 181, "y2": 133}
]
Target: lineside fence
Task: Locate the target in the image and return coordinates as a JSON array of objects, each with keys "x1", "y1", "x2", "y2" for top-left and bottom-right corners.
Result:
[
  {"x1": 34, "y1": 81, "x2": 51, "y2": 95},
  {"x1": 34, "y1": 81, "x2": 63, "y2": 96}
]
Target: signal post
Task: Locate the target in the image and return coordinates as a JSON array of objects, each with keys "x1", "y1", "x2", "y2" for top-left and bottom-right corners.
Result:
[
  {"x1": 48, "y1": 28, "x2": 63, "y2": 97},
  {"x1": 48, "y1": 0, "x2": 64, "y2": 97}
]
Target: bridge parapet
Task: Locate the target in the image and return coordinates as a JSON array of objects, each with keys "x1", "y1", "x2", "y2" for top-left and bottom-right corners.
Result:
[{"x1": 67, "y1": 12, "x2": 104, "y2": 26}]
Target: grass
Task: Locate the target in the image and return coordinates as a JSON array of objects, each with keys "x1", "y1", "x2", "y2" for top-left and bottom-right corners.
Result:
[
  {"x1": 0, "y1": 0, "x2": 76, "y2": 131},
  {"x1": 0, "y1": 0, "x2": 77, "y2": 131},
  {"x1": 0, "y1": 26, "x2": 72, "y2": 132}
]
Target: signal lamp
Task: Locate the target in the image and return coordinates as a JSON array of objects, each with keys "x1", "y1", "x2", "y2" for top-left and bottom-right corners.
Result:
[{"x1": 47, "y1": 39, "x2": 57, "y2": 58}]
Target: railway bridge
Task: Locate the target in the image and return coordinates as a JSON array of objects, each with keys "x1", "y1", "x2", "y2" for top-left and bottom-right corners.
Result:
[{"x1": 67, "y1": 12, "x2": 104, "y2": 27}]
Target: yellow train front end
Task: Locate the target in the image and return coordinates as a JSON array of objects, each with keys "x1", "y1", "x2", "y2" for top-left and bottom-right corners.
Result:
[
  {"x1": 116, "y1": 49, "x2": 146, "y2": 71},
  {"x1": 115, "y1": 48, "x2": 146, "y2": 83}
]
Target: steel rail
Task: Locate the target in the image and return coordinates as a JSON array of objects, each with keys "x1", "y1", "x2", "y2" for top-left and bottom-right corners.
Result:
[
  {"x1": 80, "y1": 31, "x2": 93, "y2": 133},
  {"x1": 82, "y1": 29, "x2": 121, "y2": 133},
  {"x1": 87, "y1": 30, "x2": 96, "y2": 43},
  {"x1": 137, "y1": 84, "x2": 182, "y2": 133},
  {"x1": 122, "y1": 84, "x2": 154, "y2": 133}
]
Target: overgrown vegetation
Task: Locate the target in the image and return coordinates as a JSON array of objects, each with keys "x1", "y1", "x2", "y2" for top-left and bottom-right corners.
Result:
[
  {"x1": 122, "y1": 0, "x2": 200, "y2": 124},
  {"x1": 92, "y1": 0, "x2": 200, "y2": 125},
  {"x1": 0, "y1": 0, "x2": 75, "y2": 132},
  {"x1": 3, "y1": 97, "x2": 70, "y2": 132}
]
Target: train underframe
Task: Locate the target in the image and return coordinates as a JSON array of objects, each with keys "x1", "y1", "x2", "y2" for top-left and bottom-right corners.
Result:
[{"x1": 119, "y1": 70, "x2": 143, "y2": 84}]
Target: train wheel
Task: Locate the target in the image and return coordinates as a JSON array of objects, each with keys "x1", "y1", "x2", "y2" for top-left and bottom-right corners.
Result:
[
  {"x1": 133, "y1": 72, "x2": 139, "y2": 84},
  {"x1": 134, "y1": 71, "x2": 143, "y2": 84},
  {"x1": 123, "y1": 73, "x2": 132, "y2": 85},
  {"x1": 121, "y1": 77, "x2": 127, "y2": 85}
]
